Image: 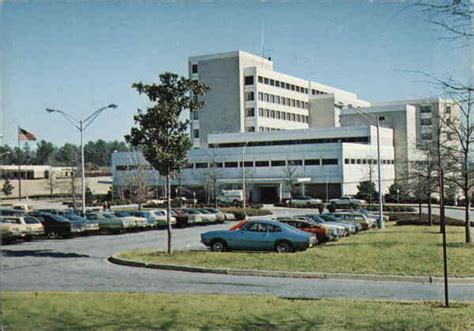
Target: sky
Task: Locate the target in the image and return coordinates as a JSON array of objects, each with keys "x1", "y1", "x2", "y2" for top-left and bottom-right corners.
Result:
[{"x1": 0, "y1": 0, "x2": 469, "y2": 147}]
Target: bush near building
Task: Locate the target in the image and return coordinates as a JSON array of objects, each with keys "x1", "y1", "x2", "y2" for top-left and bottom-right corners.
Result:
[{"x1": 220, "y1": 207, "x2": 272, "y2": 220}]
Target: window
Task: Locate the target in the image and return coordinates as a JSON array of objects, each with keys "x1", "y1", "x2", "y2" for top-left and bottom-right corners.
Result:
[
  {"x1": 446, "y1": 106, "x2": 451, "y2": 114},
  {"x1": 345, "y1": 159, "x2": 350, "y2": 164},
  {"x1": 245, "y1": 92, "x2": 254, "y2": 101},
  {"x1": 116, "y1": 165, "x2": 128, "y2": 171},
  {"x1": 296, "y1": 86, "x2": 300, "y2": 92},
  {"x1": 195, "y1": 162, "x2": 208, "y2": 169},
  {"x1": 246, "y1": 108, "x2": 255, "y2": 117},
  {"x1": 244, "y1": 76, "x2": 254, "y2": 85},
  {"x1": 258, "y1": 92, "x2": 263, "y2": 101},
  {"x1": 255, "y1": 161, "x2": 269, "y2": 167},
  {"x1": 240, "y1": 161, "x2": 254, "y2": 167},
  {"x1": 288, "y1": 160, "x2": 303, "y2": 166},
  {"x1": 322, "y1": 159, "x2": 338, "y2": 165},
  {"x1": 270, "y1": 79, "x2": 275, "y2": 86},
  {"x1": 191, "y1": 111, "x2": 199, "y2": 120},
  {"x1": 422, "y1": 133, "x2": 433, "y2": 140},
  {"x1": 184, "y1": 163, "x2": 193, "y2": 169},
  {"x1": 264, "y1": 93, "x2": 269, "y2": 102},
  {"x1": 193, "y1": 129, "x2": 199, "y2": 138},
  {"x1": 270, "y1": 95, "x2": 275, "y2": 103},
  {"x1": 421, "y1": 119, "x2": 432, "y2": 125},
  {"x1": 356, "y1": 159, "x2": 362, "y2": 164},
  {"x1": 286, "y1": 83, "x2": 290, "y2": 89},
  {"x1": 224, "y1": 162, "x2": 238, "y2": 168},
  {"x1": 245, "y1": 222, "x2": 268, "y2": 232},
  {"x1": 420, "y1": 105, "x2": 432, "y2": 113},
  {"x1": 271, "y1": 160, "x2": 286, "y2": 167},
  {"x1": 245, "y1": 126, "x2": 255, "y2": 132},
  {"x1": 379, "y1": 116, "x2": 385, "y2": 121},
  {"x1": 291, "y1": 84, "x2": 295, "y2": 91},
  {"x1": 305, "y1": 159, "x2": 320, "y2": 166},
  {"x1": 264, "y1": 77, "x2": 269, "y2": 84},
  {"x1": 271, "y1": 110, "x2": 275, "y2": 118},
  {"x1": 351, "y1": 159, "x2": 356, "y2": 164},
  {"x1": 191, "y1": 64, "x2": 198, "y2": 74},
  {"x1": 275, "y1": 81, "x2": 280, "y2": 87},
  {"x1": 259, "y1": 108, "x2": 264, "y2": 116},
  {"x1": 275, "y1": 96, "x2": 280, "y2": 104},
  {"x1": 291, "y1": 113, "x2": 296, "y2": 121},
  {"x1": 276, "y1": 111, "x2": 281, "y2": 119},
  {"x1": 258, "y1": 76, "x2": 263, "y2": 83}
]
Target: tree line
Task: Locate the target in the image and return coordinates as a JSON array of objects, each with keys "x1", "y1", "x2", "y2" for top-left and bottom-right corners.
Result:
[{"x1": 0, "y1": 140, "x2": 129, "y2": 169}]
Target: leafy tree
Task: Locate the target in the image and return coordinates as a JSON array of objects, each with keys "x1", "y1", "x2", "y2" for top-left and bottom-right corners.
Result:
[
  {"x1": 34, "y1": 140, "x2": 56, "y2": 165},
  {"x1": 126, "y1": 72, "x2": 209, "y2": 253},
  {"x1": 356, "y1": 181, "x2": 378, "y2": 203},
  {"x1": 55, "y1": 143, "x2": 79, "y2": 166},
  {"x1": 2, "y1": 179, "x2": 14, "y2": 196}
]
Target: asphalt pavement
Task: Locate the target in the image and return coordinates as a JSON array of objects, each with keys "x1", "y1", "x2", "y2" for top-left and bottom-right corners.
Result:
[{"x1": 2, "y1": 209, "x2": 473, "y2": 302}]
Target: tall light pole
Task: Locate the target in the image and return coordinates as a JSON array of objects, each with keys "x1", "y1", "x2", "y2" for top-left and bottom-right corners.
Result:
[
  {"x1": 46, "y1": 104, "x2": 118, "y2": 215},
  {"x1": 241, "y1": 141, "x2": 249, "y2": 215},
  {"x1": 349, "y1": 108, "x2": 384, "y2": 229}
]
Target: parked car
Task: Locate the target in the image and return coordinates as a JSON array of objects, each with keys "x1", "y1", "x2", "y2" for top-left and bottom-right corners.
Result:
[
  {"x1": 0, "y1": 215, "x2": 45, "y2": 240},
  {"x1": 183, "y1": 208, "x2": 215, "y2": 224},
  {"x1": 86, "y1": 212, "x2": 134, "y2": 234},
  {"x1": 201, "y1": 219, "x2": 317, "y2": 253},
  {"x1": 329, "y1": 196, "x2": 366, "y2": 208},
  {"x1": 354, "y1": 208, "x2": 389, "y2": 222},
  {"x1": 29, "y1": 212, "x2": 77, "y2": 238},
  {"x1": 63, "y1": 214, "x2": 99, "y2": 233},
  {"x1": 113, "y1": 211, "x2": 148, "y2": 230},
  {"x1": 203, "y1": 208, "x2": 227, "y2": 222},
  {"x1": 325, "y1": 212, "x2": 373, "y2": 229},
  {"x1": 289, "y1": 196, "x2": 323, "y2": 208},
  {"x1": 1, "y1": 218, "x2": 23, "y2": 243},
  {"x1": 277, "y1": 216, "x2": 344, "y2": 240},
  {"x1": 276, "y1": 218, "x2": 325, "y2": 243},
  {"x1": 304, "y1": 214, "x2": 359, "y2": 234},
  {"x1": 133, "y1": 210, "x2": 176, "y2": 228}
]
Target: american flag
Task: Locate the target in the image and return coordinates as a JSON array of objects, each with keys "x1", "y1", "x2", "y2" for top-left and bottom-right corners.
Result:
[{"x1": 18, "y1": 127, "x2": 37, "y2": 141}]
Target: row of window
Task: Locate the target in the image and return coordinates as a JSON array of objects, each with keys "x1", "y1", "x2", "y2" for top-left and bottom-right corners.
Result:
[
  {"x1": 259, "y1": 127, "x2": 284, "y2": 132},
  {"x1": 115, "y1": 164, "x2": 153, "y2": 171},
  {"x1": 249, "y1": 75, "x2": 327, "y2": 97},
  {"x1": 344, "y1": 159, "x2": 394, "y2": 165},
  {"x1": 208, "y1": 136, "x2": 370, "y2": 148},
  {"x1": 257, "y1": 92, "x2": 309, "y2": 110},
  {"x1": 258, "y1": 107, "x2": 309, "y2": 123},
  {"x1": 185, "y1": 158, "x2": 339, "y2": 169}
]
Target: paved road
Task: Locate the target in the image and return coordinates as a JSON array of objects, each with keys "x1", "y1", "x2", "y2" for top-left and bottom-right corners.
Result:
[{"x1": 2, "y1": 214, "x2": 473, "y2": 302}]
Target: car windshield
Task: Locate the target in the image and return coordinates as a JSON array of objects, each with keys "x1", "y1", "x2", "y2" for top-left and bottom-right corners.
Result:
[
  {"x1": 24, "y1": 217, "x2": 41, "y2": 224},
  {"x1": 154, "y1": 211, "x2": 165, "y2": 216},
  {"x1": 86, "y1": 214, "x2": 98, "y2": 220},
  {"x1": 207, "y1": 209, "x2": 219, "y2": 213},
  {"x1": 102, "y1": 213, "x2": 115, "y2": 219},
  {"x1": 1, "y1": 217, "x2": 20, "y2": 224}
]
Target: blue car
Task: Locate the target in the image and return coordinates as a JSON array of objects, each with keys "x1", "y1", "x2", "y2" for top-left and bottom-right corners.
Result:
[{"x1": 201, "y1": 219, "x2": 316, "y2": 253}]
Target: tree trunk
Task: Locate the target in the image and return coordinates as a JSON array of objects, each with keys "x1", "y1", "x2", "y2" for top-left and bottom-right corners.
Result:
[
  {"x1": 465, "y1": 188, "x2": 472, "y2": 244},
  {"x1": 428, "y1": 193, "x2": 433, "y2": 227},
  {"x1": 166, "y1": 173, "x2": 172, "y2": 254}
]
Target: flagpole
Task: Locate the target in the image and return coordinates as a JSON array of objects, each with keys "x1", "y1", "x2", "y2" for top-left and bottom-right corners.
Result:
[{"x1": 17, "y1": 126, "x2": 21, "y2": 201}]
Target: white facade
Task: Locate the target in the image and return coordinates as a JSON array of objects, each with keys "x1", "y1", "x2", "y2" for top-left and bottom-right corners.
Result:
[
  {"x1": 112, "y1": 126, "x2": 395, "y2": 202},
  {"x1": 111, "y1": 51, "x2": 460, "y2": 203}
]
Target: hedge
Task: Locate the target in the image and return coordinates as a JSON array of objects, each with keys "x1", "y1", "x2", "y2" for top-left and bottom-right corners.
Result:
[{"x1": 220, "y1": 207, "x2": 272, "y2": 220}]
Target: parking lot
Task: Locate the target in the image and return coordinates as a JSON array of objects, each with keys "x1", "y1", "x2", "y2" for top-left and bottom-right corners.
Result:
[{"x1": 2, "y1": 207, "x2": 473, "y2": 302}]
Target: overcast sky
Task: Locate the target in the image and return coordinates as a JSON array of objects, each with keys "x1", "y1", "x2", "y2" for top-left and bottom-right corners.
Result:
[{"x1": 1, "y1": 0, "x2": 468, "y2": 147}]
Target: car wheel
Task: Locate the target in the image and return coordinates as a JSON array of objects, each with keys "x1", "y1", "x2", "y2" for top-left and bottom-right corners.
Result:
[
  {"x1": 275, "y1": 241, "x2": 293, "y2": 253},
  {"x1": 210, "y1": 239, "x2": 227, "y2": 252},
  {"x1": 47, "y1": 231, "x2": 59, "y2": 239}
]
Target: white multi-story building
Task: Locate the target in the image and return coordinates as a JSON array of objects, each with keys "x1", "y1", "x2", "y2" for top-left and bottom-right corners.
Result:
[{"x1": 112, "y1": 51, "x2": 459, "y2": 203}]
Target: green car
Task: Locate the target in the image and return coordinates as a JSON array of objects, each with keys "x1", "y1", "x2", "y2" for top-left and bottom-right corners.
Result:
[{"x1": 85, "y1": 212, "x2": 134, "y2": 234}]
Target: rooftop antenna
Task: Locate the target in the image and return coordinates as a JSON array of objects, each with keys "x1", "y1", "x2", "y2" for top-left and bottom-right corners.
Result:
[{"x1": 261, "y1": 19, "x2": 265, "y2": 59}]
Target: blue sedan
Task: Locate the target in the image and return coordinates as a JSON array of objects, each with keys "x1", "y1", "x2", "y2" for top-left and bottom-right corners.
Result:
[{"x1": 201, "y1": 219, "x2": 316, "y2": 253}]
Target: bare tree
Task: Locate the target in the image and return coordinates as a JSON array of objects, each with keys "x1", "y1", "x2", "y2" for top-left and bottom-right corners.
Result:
[
  {"x1": 416, "y1": 0, "x2": 473, "y2": 41},
  {"x1": 284, "y1": 160, "x2": 302, "y2": 200},
  {"x1": 125, "y1": 151, "x2": 151, "y2": 209}
]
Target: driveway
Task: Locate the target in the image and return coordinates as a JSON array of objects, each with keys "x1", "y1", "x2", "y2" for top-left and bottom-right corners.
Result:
[{"x1": 2, "y1": 218, "x2": 473, "y2": 302}]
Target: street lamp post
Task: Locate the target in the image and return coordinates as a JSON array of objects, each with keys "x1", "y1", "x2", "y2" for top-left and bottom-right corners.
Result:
[
  {"x1": 241, "y1": 141, "x2": 249, "y2": 216},
  {"x1": 350, "y1": 108, "x2": 384, "y2": 229},
  {"x1": 46, "y1": 104, "x2": 118, "y2": 215}
]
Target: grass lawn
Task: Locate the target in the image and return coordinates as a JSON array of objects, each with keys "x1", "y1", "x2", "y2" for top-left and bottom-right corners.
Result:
[
  {"x1": 118, "y1": 223, "x2": 474, "y2": 277},
  {"x1": 3, "y1": 292, "x2": 474, "y2": 330}
]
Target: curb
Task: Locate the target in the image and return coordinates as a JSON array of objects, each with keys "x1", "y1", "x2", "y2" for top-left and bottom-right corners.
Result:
[{"x1": 108, "y1": 254, "x2": 474, "y2": 285}]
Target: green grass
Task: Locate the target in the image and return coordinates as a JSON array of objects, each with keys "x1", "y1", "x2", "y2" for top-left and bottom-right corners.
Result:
[
  {"x1": 119, "y1": 223, "x2": 474, "y2": 277},
  {"x1": 3, "y1": 292, "x2": 474, "y2": 330}
]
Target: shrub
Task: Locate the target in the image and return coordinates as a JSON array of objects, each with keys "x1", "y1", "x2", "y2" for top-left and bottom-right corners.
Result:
[{"x1": 221, "y1": 207, "x2": 272, "y2": 220}]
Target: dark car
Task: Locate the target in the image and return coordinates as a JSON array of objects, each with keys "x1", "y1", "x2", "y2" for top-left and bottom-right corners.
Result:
[{"x1": 29, "y1": 212, "x2": 75, "y2": 239}]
